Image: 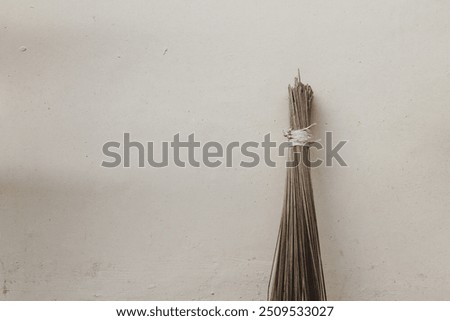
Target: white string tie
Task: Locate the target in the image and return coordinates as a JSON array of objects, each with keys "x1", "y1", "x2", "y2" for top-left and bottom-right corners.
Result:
[{"x1": 283, "y1": 123, "x2": 317, "y2": 147}]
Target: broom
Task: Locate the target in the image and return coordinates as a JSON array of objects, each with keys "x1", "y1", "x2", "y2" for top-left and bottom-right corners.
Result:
[{"x1": 268, "y1": 72, "x2": 327, "y2": 301}]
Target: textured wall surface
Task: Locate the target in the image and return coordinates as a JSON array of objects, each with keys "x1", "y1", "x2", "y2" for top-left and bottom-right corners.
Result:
[{"x1": 1, "y1": 0, "x2": 449, "y2": 300}]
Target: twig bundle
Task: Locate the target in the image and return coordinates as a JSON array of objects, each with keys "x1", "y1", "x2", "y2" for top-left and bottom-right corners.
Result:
[{"x1": 268, "y1": 74, "x2": 326, "y2": 301}]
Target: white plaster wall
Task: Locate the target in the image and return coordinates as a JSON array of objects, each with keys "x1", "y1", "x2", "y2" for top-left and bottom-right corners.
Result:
[{"x1": 0, "y1": 0, "x2": 449, "y2": 300}]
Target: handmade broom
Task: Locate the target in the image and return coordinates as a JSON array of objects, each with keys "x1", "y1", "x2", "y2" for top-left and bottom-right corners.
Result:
[{"x1": 268, "y1": 73, "x2": 327, "y2": 301}]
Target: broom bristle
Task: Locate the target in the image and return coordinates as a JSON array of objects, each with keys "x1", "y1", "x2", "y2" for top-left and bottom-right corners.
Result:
[{"x1": 268, "y1": 75, "x2": 327, "y2": 301}]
